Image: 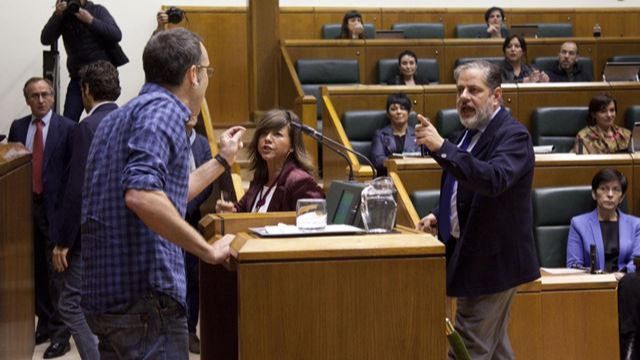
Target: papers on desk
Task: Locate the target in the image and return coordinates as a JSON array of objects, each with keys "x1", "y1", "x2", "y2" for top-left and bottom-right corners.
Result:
[
  {"x1": 533, "y1": 145, "x2": 555, "y2": 154},
  {"x1": 541, "y1": 267, "x2": 588, "y2": 275},
  {"x1": 391, "y1": 152, "x2": 423, "y2": 158},
  {"x1": 249, "y1": 223, "x2": 365, "y2": 238}
]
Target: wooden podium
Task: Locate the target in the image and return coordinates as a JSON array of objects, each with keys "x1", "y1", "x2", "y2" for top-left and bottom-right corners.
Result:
[{"x1": 199, "y1": 213, "x2": 446, "y2": 360}]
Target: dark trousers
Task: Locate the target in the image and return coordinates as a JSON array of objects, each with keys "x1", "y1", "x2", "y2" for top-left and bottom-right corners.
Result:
[
  {"x1": 185, "y1": 252, "x2": 199, "y2": 333},
  {"x1": 619, "y1": 273, "x2": 640, "y2": 360},
  {"x1": 33, "y1": 200, "x2": 70, "y2": 343},
  {"x1": 87, "y1": 292, "x2": 189, "y2": 359},
  {"x1": 63, "y1": 78, "x2": 83, "y2": 122}
]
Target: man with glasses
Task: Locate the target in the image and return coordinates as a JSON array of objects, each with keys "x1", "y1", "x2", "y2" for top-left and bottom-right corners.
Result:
[
  {"x1": 81, "y1": 28, "x2": 245, "y2": 358},
  {"x1": 8, "y1": 77, "x2": 75, "y2": 358},
  {"x1": 547, "y1": 41, "x2": 593, "y2": 82}
]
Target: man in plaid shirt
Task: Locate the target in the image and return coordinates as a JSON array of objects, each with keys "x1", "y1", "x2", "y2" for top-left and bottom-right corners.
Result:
[{"x1": 81, "y1": 28, "x2": 244, "y2": 359}]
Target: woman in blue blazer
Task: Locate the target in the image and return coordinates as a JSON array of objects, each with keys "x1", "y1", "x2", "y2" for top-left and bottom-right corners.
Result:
[
  {"x1": 370, "y1": 93, "x2": 419, "y2": 176},
  {"x1": 566, "y1": 168, "x2": 640, "y2": 359}
]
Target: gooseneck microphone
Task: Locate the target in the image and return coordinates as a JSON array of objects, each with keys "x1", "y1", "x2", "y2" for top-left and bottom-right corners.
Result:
[
  {"x1": 590, "y1": 244, "x2": 598, "y2": 274},
  {"x1": 290, "y1": 121, "x2": 377, "y2": 180}
]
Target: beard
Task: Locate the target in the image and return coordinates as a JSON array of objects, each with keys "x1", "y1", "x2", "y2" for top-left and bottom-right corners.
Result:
[{"x1": 458, "y1": 100, "x2": 495, "y2": 129}]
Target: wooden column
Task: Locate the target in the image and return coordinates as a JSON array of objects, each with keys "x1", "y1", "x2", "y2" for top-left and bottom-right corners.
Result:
[{"x1": 247, "y1": 0, "x2": 280, "y2": 117}]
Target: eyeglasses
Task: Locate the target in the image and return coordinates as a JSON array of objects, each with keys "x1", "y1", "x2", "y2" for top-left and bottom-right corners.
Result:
[
  {"x1": 197, "y1": 65, "x2": 214, "y2": 78},
  {"x1": 28, "y1": 92, "x2": 52, "y2": 101},
  {"x1": 597, "y1": 185, "x2": 622, "y2": 194}
]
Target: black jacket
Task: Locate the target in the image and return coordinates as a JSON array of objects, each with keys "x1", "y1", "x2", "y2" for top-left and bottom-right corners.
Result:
[{"x1": 547, "y1": 60, "x2": 593, "y2": 82}]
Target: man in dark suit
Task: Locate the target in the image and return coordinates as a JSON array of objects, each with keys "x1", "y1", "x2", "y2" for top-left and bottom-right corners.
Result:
[
  {"x1": 52, "y1": 60, "x2": 120, "y2": 359},
  {"x1": 415, "y1": 60, "x2": 540, "y2": 359},
  {"x1": 8, "y1": 77, "x2": 75, "y2": 358}
]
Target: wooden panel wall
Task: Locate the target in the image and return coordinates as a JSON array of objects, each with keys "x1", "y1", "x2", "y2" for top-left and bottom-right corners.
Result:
[
  {"x1": 179, "y1": 7, "x2": 250, "y2": 125},
  {"x1": 0, "y1": 148, "x2": 34, "y2": 359},
  {"x1": 279, "y1": 7, "x2": 640, "y2": 39}
]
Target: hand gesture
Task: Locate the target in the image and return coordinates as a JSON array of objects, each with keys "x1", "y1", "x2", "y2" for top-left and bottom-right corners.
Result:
[
  {"x1": 415, "y1": 114, "x2": 444, "y2": 153},
  {"x1": 215, "y1": 199, "x2": 237, "y2": 213},
  {"x1": 201, "y1": 233, "x2": 235, "y2": 264},
  {"x1": 487, "y1": 24, "x2": 499, "y2": 36},
  {"x1": 52, "y1": 246, "x2": 70, "y2": 272},
  {"x1": 218, "y1": 126, "x2": 246, "y2": 166},
  {"x1": 75, "y1": 7, "x2": 94, "y2": 24},
  {"x1": 416, "y1": 213, "x2": 438, "y2": 236},
  {"x1": 54, "y1": 0, "x2": 67, "y2": 16}
]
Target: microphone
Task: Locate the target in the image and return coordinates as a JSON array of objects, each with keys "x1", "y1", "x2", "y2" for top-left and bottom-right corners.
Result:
[
  {"x1": 590, "y1": 244, "x2": 596, "y2": 274},
  {"x1": 578, "y1": 138, "x2": 584, "y2": 154},
  {"x1": 290, "y1": 121, "x2": 377, "y2": 180}
]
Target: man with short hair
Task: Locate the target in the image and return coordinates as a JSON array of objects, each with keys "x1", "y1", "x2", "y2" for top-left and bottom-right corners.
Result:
[
  {"x1": 41, "y1": 0, "x2": 127, "y2": 122},
  {"x1": 81, "y1": 28, "x2": 245, "y2": 358},
  {"x1": 547, "y1": 41, "x2": 593, "y2": 82},
  {"x1": 8, "y1": 77, "x2": 75, "y2": 358},
  {"x1": 53, "y1": 60, "x2": 121, "y2": 359},
  {"x1": 415, "y1": 61, "x2": 540, "y2": 359}
]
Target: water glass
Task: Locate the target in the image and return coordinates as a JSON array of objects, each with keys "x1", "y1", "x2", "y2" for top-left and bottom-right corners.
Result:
[{"x1": 296, "y1": 199, "x2": 327, "y2": 231}]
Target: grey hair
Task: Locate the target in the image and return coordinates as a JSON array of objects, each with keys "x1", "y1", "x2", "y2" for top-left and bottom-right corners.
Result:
[{"x1": 453, "y1": 60, "x2": 502, "y2": 91}]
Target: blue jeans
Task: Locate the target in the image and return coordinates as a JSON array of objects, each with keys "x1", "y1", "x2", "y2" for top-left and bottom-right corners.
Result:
[
  {"x1": 86, "y1": 292, "x2": 188, "y2": 360},
  {"x1": 58, "y1": 251, "x2": 99, "y2": 359}
]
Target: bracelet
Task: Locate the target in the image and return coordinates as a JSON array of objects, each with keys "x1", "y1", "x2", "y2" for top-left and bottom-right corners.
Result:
[{"x1": 215, "y1": 154, "x2": 231, "y2": 172}]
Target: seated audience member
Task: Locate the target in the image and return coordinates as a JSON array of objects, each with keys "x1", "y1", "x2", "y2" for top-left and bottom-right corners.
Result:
[
  {"x1": 484, "y1": 7, "x2": 509, "y2": 38},
  {"x1": 339, "y1": 10, "x2": 365, "y2": 39},
  {"x1": 547, "y1": 41, "x2": 593, "y2": 82},
  {"x1": 386, "y1": 50, "x2": 428, "y2": 86},
  {"x1": 371, "y1": 93, "x2": 420, "y2": 176},
  {"x1": 216, "y1": 109, "x2": 324, "y2": 213},
  {"x1": 573, "y1": 94, "x2": 630, "y2": 154},
  {"x1": 501, "y1": 35, "x2": 549, "y2": 83},
  {"x1": 566, "y1": 168, "x2": 640, "y2": 359}
]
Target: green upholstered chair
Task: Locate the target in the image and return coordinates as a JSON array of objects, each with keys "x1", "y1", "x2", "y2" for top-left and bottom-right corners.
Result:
[
  {"x1": 531, "y1": 107, "x2": 588, "y2": 153},
  {"x1": 435, "y1": 109, "x2": 464, "y2": 143},
  {"x1": 321, "y1": 23, "x2": 376, "y2": 39},
  {"x1": 625, "y1": 105, "x2": 640, "y2": 131},
  {"x1": 532, "y1": 56, "x2": 594, "y2": 80},
  {"x1": 296, "y1": 59, "x2": 360, "y2": 129},
  {"x1": 377, "y1": 58, "x2": 440, "y2": 84},
  {"x1": 340, "y1": 110, "x2": 418, "y2": 162},
  {"x1": 391, "y1": 23, "x2": 444, "y2": 39},
  {"x1": 410, "y1": 190, "x2": 440, "y2": 218},
  {"x1": 536, "y1": 23, "x2": 573, "y2": 37},
  {"x1": 454, "y1": 24, "x2": 492, "y2": 38},
  {"x1": 532, "y1": 186, "x2": 594, "y2": 268}
]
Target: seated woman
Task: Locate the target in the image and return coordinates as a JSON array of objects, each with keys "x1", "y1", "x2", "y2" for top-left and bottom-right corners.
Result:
[
  {"x1": 370, "y1": 93, "x2": 420, "y2": 176},
  {"x1": 339, "y1": 10, "x2": 365, "y2": 39},
  {"x1": 386, "y1": 50, "x2": 428, "y2": 86},
  {"x1": 500, "y1": 35, "x2": 549, "y2": 83},
  {"x1": 573, "y1": 94, "x2": 631, "y2": 154},
  {"x1": 566, "y1": 168, "x2": 640, "y2": 359},
  {"x1": 484, "y1": 6, "x2": 509, "y2": 39},
  {"x1": 216, "y1": 109, "x2": 324, "y2": 213}
]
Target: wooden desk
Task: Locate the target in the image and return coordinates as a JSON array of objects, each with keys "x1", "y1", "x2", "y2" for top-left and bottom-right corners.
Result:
[
  {"x1": 511, "y1": 272, "x2": 619, "y2": 360},
  {"x1": 199, "y1": 214, "x2": 446, "y2": 360},
  {"x1": 0, "y1": 144, "x2": 34, "y2": 359},
  {"x1": 387, "y1": 153, "x2": 636, "y2": 228}
]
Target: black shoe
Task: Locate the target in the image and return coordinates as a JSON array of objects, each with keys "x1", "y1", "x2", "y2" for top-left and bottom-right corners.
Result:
[
  {"x1": 189, "y1": 332, "x2": 201, "y2": 354},
  {"x1": 43, "y1": 341, "x2": 70, "y2": 359},
  {"x1": 35, "y1": 331, "x2": 50, "y2": 345}
]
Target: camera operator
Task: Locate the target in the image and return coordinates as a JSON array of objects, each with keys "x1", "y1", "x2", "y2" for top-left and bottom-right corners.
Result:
[
  {"x1": 153, "y1": 7, "x2": 184, "y2": 35},
  {"x1": 41, "y1": 0, "x2": 128, "y2": 122}
]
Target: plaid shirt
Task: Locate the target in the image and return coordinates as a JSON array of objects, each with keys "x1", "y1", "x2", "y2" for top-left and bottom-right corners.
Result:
[{"x1": 81, "y1": 83, "x2": 191, "y2": 314}]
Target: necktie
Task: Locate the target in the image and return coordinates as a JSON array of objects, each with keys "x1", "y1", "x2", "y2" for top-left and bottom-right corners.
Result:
[
  {"x1": 32, "y1": 119, "x2": 44, "y2": 195},
  {"x1": 438, "y1": 129, "x2": 478, "y2": 243}
]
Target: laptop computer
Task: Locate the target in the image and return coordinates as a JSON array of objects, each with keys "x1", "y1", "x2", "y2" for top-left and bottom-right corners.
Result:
[
  {"x1": 602, "y1": 62, "x2": 640, "y2": 82},
  {"x1": 510, "y1": 24, "x2": 539, "y2": 38}
]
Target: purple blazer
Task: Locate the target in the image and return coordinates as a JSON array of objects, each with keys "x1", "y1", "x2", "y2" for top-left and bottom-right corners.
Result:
[
  {"x1": 236, "y1": 159, "x2": 324, "y2": 212},
  {"x1": 567, "y1": 209, "x2": 640, "y2": 272}
]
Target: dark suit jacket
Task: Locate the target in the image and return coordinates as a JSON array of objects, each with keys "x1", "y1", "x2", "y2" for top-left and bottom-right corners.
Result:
[
  {"x1": 432, "y1": 107, "x2": 540, "y2": 297},
  {"x1": 370, "y1": 125, "x2": 419, "y2": 176},
  {"x1": 236, "y1": 159, "x2": 324, "y2": 212},
  {"x1": 9, "y1": 112, "x2": 75, "y2": 243},
  {"x1": 186, "y1": 133, "x2": 213, "y2": 228},
  {"x1": 547, "y1": 60, "x2": 593, "y2": 82},
  {"x1": 386, "y1": 73, "x2": 428, "y2": 85},
  {"x1": 57, "y1": 103, "x2": 117, "y2": 251}
]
